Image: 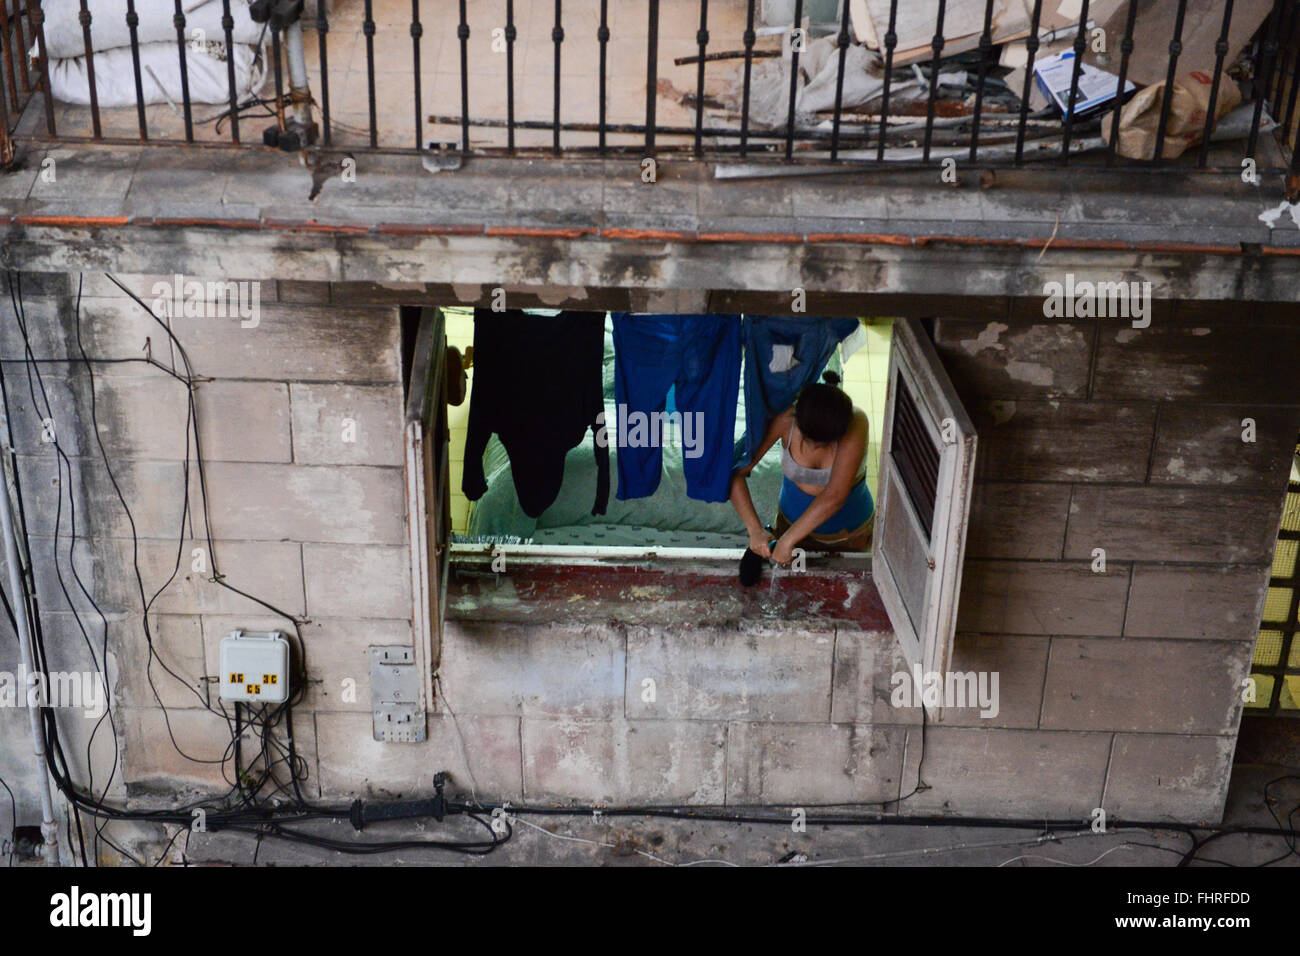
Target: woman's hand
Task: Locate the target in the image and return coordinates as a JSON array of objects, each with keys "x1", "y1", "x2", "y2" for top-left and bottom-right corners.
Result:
[
  {"x1": 748, "y1": 530, "x2": 773, "y2": 560},
  {"x1": 771, "y1": 535, "x2": 796, "y2": 567}
]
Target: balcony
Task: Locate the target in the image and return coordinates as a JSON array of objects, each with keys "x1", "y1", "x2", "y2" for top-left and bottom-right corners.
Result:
[
  {"x1": 1, "y1": 0, "x2": 1297, "y2": 173},
  {"x1": 0, "y1": 1, "x2": 1297, "y2": 312}
]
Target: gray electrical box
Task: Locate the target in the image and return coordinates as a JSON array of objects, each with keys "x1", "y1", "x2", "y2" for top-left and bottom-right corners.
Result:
[
  {"x1": 370, "y1": 645, "x2": 426, "y2": 742},
  {"x1": 219, "y1": 631, "x2": 290, "y2": 704}
]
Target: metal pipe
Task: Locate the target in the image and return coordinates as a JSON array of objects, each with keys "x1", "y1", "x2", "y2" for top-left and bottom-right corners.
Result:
[
  {"x1": 0, "y1": 434, "x2": 58, "y2": 855},
  {"x1": 285, "y1": 19, "x2": 313, "y2": 127}
]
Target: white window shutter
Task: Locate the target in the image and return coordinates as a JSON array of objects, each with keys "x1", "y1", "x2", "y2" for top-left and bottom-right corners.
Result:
[{"x1": 872, "y1": 318, "x2": 977, "y2": 679}]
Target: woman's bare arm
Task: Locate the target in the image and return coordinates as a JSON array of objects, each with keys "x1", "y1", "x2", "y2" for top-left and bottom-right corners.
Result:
[
  {"x1": 772, "y1": 408, "x2": 868, "y2": 563},
  {"x1": 729, "y1": 409, "x2": 794, "y2": 556}
]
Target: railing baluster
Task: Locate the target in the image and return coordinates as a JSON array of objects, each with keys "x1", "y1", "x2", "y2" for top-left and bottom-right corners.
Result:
[
  {"x1": 1247, "y1": 0, "x2": 1285, "y2": 159},
  {"x1": 0, "y1": 2, "x2": 21, "y2": 113},
  {"x1": 1106, "y1": 0, "x2": 1138, "y2": 166},
  {"x1": 877, "y1": 0, "x2": 899, "y2": 162},
  {"x1": 1196, "y1": 0, "x2": 1235, "y2": 168},
  {"x1": 1271, "y1": 1, "x2": 1299, "y2": 108},
  {"x1": 1060, "y1": 0, "x2": 1091, "y2": 165},
  {"x1": 694, "y1": 0, "x2": 709, "y2": 157},
  {"x1": 13, "y1": 0, "x2": 30, "y2": 92},
  {"x1": 1014, "y1": 0, "x2": 1044, "y2": 165},
  {"x1": 1151, "y1": 0, "x2": 1189, "y2": 163},
  {"x1": 77, "y1": 0, "x2": 101, "y2": 139},
  {"x1": 363, "y1": 0, "x2": 377, "y2": 148},
  {"x1": 29, "y1": 0, "x2": 56, "y2": 135},
  {"x1": 598, "y1": 0, "x2": 608, "y2": 154},
  {"x1": 317, "y1": 5, "x2": 331, "y2": 145},
  {"x1": 125, "y1": 0, "x2": 149, "y2": 141},
  {"x1": 1280, "y1": 3, "x2": 1300, "y2": 136},
  {"x1": 646, "y1": 0, "x2": 659, "y2": 154},
  {"x1": 172, "y1": 0, "x2": 194, "y2": 141},
  {"x1": 458, "y1": 0, "x2": 470, "y2": 153},
  {"x1": 506, "y1": 0, "x2": 516, "y2": 152},
  {"x1": 784, "y1": 0, "x2": 804, "y2": 160},
  {"x1": 922, "y1": 0, "x2": 947, "y2": 163},
  {"x1": 411, "y1": 0, "x2": 423, "y2": 150},
  {"x1": 552, "y1": 0, "x2": 563, "y2": 155},
  {"x1": 739, "y1": 0, "x2": 755, "y2": 158},
  {"x1": 219, "y1": 0, "x2": 238, "y2": 143},
  {"x1": 0, "y1": 58, "x2": 10, "y2": 162},
  {"x1": 829, "y1": 0, "x2": 851, "y2": 160},
  {"x1": 968, "y1": 0, "x2": 996, "y2": 162}
]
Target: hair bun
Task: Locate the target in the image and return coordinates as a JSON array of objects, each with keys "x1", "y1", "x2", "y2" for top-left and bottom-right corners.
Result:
[{"x1": 822, "y1": 370, "x2": 842, "y2": 387}]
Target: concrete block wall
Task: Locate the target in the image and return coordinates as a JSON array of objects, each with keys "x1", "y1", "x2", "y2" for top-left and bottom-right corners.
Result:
[
  {"x1": 3, "y1": 272, "x2": 1293, "y2": 848},
  {"x1": 0, "y1": 273, "x2": 414, "y2": 839},
  {"x1": 431, "y1": 619, "x2": 915, "y2": 808},
  {"x1": 932, "y1": 306, "x2": 1300, "y2": 823}
]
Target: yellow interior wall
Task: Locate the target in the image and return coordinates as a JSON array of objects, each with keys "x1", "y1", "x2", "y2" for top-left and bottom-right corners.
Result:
[
  {"x1": 443, "y1": 310, "x2": 893, "y2": 536},
  {"x1": 444, "y1": 307, "x2": 476, "y2": 534},
  {"x1": 1249, "y1": 449, "x2": 1300, "y2": 711}
]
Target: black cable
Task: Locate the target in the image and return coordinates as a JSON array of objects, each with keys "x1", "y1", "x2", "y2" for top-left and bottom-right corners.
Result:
[
  {"x1": 2, "y1": 274, "x2": 91, "y2": 865},
  {"x1": 0, "y1": 772, "x2": 15, "y2": 866},
  {"x1": 0, "y1": 273, "x2": 503, "y2": 857},
  {"x1": 12, "y1": 273, "x2": 1299, "y2": 865}
]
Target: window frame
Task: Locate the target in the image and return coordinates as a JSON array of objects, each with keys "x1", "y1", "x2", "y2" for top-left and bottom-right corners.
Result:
[{"x1": 871, "y1": 317, "x2": 977, "y2": 679}]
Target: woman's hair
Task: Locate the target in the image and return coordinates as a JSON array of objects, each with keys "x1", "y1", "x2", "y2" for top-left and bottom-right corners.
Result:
[{"x1": 795, "y1": 371, "x2": 853, "y2": 444}]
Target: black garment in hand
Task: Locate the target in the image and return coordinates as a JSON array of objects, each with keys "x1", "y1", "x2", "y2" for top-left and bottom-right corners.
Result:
[
  {"x1": 738, "y1": 547, "x2": 765, "y2": 587},
  {"x1": 462, "y1": 309, "x2": 610, "y2": 519}
]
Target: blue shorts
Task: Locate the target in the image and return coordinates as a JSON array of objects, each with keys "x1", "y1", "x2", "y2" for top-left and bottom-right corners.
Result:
[
  {"x1": 612, "y1": 313, "x2": 741, "y2": 503},
  {"x1": 779, "y1": 475, "x2": 875, "y2": 535}
]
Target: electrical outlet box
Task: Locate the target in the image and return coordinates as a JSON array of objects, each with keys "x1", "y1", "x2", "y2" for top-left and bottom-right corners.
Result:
[
  {"x1": 370, "y1": 645, "x2": 426, "y2": 742},
  {"x1": 219, "y1": 630, "x2": 290, "y2": 703}
]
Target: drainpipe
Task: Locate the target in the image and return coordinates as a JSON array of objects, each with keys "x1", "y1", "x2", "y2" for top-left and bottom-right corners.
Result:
[
  {"x1": 0, "y1": 461, "x2": 59, "y2": 858},
  {"x1": 251, "y1": 1, "x2": 318, "y2": 149},
  {"x1": 284, "y1": 19, "x2": 314, "y2": 132}
]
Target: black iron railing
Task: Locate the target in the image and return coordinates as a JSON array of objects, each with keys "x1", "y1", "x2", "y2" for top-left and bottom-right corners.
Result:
[{"x1": 1, "y1": 0, "x2": 1298, "y2": 178}]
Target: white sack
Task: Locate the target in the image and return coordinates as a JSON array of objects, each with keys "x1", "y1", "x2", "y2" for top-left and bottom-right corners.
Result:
[
  {"x1": 39, "y1": 0, "x2": 263, "y2": 59},
  {"x1": 734, "y1": 35, "x2": 886, "y2": 129},
  {"x1": 47, "y1": 40, "x2": 267, "y2": 107}
]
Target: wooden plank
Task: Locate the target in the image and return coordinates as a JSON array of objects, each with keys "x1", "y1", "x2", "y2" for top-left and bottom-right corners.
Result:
[
  {"x1": 1149, "y1": 406, "x2": 1300, "y2": 490},
  {"x1": 956, "y1": 559, "x2": 1130, "y2": 636},
  {"x1": 932, "y1": 317, "x2": 1096, "y2": 401},
  {"x1": 1125, "y1": 565, "x2": 1271, "y2": 641},
  {"x1": 971, "y1": 399, "x2": 1156, "y2": 482},
  {"x1": 1065, "y1": 485, "x2": 1285, "y2": 564},
  {"x1": 966, "y1": 481, "x2": 1071, "y2": 559},
  {"x1": 1093, "y1": 321, "x2": 1300, "y2": 404}
]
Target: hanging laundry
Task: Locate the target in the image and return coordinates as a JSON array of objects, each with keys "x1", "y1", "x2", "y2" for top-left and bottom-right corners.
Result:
[
  {"x1": 462, "y1": 309, "x2": 608, "y2": 519},
  {"x1": 735, "y1": 315, "x2": 862, "y2": 469},
  {"x1": 611, "y1": 313, "x2": 742, "y2": 503}
]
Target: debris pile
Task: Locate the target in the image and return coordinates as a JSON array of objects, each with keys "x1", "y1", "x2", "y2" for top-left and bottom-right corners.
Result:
[{"x1": 696, "y1": 0, "x2": 1278, "y2": 162}]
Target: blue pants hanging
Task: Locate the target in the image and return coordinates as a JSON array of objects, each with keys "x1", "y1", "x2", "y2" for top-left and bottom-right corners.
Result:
[
  {"x1": 612, "y1": 313, "x2": 742, "y2": 503},
  {"x1": 734, "y1": 315, "x2": 862, "y2": 470}
]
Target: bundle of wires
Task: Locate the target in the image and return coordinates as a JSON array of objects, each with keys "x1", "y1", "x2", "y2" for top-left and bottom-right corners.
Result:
[
  {"x1": 2, "y1": 270, "x2": 1296, "y2": 869},
  {"x1": 0, "y1": 271, "x2": 507, "y2": 864}
]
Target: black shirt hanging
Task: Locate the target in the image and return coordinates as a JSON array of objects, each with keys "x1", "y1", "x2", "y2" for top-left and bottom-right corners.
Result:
[{"x1": 462, "y1": 308, "x2": 610, "y2": 519}]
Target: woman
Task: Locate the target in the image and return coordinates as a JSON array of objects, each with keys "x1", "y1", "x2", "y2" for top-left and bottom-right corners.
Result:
[{"x1": 729, "y1": 372, "x2": 874, "y2": 583}]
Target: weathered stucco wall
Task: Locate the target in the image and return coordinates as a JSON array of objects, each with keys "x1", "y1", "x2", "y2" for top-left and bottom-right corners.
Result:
[
  {"x1": 935, "y1": 306, "x2": 1300, "y2": 822},
  {"x1": 0, "y1": 272, "x2": 416, "y2": 849},
  {"x1": 1, "y1": 272, "x2": 1294, "y2": 862}
]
